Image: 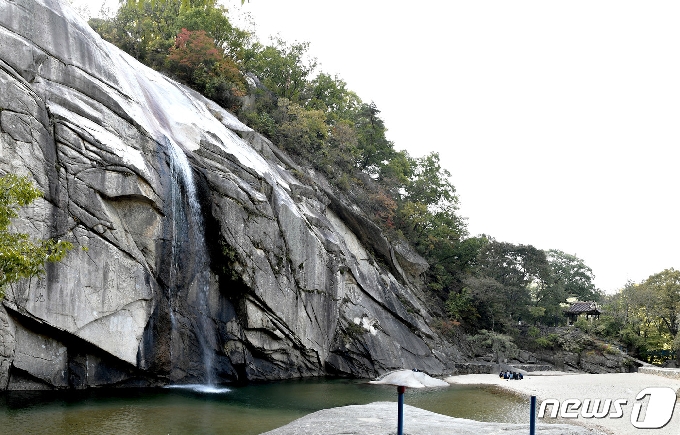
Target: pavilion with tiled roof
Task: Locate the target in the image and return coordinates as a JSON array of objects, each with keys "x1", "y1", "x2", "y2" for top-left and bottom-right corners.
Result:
[{"x1": 565, "y1": 301, "x2": 601, "y2": 324}]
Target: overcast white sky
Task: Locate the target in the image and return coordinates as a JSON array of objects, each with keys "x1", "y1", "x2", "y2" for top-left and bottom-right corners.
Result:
[{"x1": 71, "y1": 0, "x2": 680, "y2": 293}]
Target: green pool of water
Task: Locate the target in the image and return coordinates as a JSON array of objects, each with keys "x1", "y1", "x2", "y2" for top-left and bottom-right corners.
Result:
[{"x1": 0, "y1": 378, "x2": 530, "y2": 434}]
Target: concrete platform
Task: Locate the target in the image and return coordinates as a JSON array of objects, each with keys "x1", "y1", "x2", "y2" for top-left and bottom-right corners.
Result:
[{"x1": 260, "y1": 402, "x2": 605, "y2": 435}]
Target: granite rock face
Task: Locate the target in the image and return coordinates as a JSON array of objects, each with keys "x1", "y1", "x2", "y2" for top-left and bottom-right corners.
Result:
[{"x1": 0, "y1": 0, "x2": 451, "y2": 389}]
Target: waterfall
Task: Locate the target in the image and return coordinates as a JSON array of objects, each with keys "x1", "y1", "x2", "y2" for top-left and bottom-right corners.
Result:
[{"x1": 166, "y1": 137, "x2": 216, "y2": 385}]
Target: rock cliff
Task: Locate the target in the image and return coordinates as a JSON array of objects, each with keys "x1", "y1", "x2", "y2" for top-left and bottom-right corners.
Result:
[{"x1": 0, "y1": 0, "x2": 457, "y2": 389}]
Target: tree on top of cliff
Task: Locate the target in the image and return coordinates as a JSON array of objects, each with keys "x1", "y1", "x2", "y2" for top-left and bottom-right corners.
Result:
[
  {"x1": 90, "y1": 0, "x2": 249, "y2": 111},
  {"x1": 90, "y1": 0, "x2": 251, "y2": 71},
  {"x1": 165, "y1": 28, "x2": 246, "y2": 109},
  {"x1": 0, "y1": 175, "x2": 72, "y2": 299},
  {"x1": 245, "y1": 37, "x2": 318, "y2": 103},
  {"x1": 168, "y1": 28, "x2": 221, "y2": 76}
]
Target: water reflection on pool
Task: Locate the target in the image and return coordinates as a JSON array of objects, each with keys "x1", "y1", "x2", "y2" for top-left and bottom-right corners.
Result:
[{"x1": 0, "y1": 378, "x2": 529, "y2": 434}]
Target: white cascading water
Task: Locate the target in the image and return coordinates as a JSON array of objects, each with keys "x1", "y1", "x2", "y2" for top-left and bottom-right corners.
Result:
[{"x1": 166, "y1": 137, "x2": 218, "y2": 388}]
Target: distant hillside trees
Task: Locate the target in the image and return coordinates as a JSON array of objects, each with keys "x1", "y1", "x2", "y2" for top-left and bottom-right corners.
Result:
[
  {"x1": 599, "y1": 269, "x2": 680, "y2": 363},
  {"x1": 446, "y1": 241, "x2": 601, "y2": 333}
]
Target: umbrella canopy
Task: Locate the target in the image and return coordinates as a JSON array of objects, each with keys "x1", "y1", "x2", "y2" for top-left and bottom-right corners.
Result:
[{"x1": 369, "y1": 370, "x2": 449, "y2": 388}]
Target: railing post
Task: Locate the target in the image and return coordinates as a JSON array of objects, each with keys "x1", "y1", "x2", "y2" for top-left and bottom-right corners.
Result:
[
  {"x1": 530, "y1": 395, "x2": 536, "y2": 435},
  {"x1": 397, "y1": 386, "x2": 405, "y2": 435}
]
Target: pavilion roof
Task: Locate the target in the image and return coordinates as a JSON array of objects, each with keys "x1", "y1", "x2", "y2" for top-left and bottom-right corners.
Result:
[{"x1": 566, "y1": 301, "x2": 601, "y2": 315}]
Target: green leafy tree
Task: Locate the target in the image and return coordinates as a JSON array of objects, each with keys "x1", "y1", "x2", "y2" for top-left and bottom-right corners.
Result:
[
  {"x1": 326, "y1": 121, "x2": 360, "y2": 174},
  {"x1": 379, "y1": 150, "x2": 412, "y2": 193},
  {"x1": 90, "y1": 0, "x2": 256, "y2": 114},
  {"x1": 174, "y1": 3, "x2": 252, "y2": 61},
  {"x1": 167, "y1": 28, "x2": 221, "y2": 81},
  {"x1": 468, "y1": 239, "x2": 551, "y2": 331},
  {"x1": 403, "y1": 152, "x2": 457, "y2": 208},
  {"x1": 446, "y1": 287, "x2": 472, "y2": 321},
  {"x1": 245, "y1": 37, "x2": 318, "y2": 103},
  {"x1": 166, "y1": 28, "x2": 246, "y2": 110},
  {"x1": 388, "y1": 151, "x2": 470, "y2": 309},
  {"x1": 518, "y1": 250, "x2": 600, "y2": 327},
  {"x1": 598, "y1": 277, "x2": 677, "y2": 362},
  {"x1": 645, "y1": 268, "x2": 680, "y2": 361},
  {"x1": 274, "y1": 98, "x2": 327, "y2": 154},
  {"x1": 530, "y1": 279, "x2": 567, "y2": 326},
  {"x1": 397, "y1": 152, "x2": 463, "y2": 245},
  {"x1": 0, "y1": 175, "x2": 72, "y2": 299},
  {"x1": 462, "y1": 276, "x2": 508, "y2": 332},
  {"x1": 547, "y1": 249, "x2": 599, "y2": 301},
  {"x1": 305, "y1": 73, "x2": 361, "y2": 124},
  {"x1": 90, "y1": 0, "x2": 184, "y2": 69},
  {"x1": 354, "y1": 102, "x2": 394, "y2": 174}
]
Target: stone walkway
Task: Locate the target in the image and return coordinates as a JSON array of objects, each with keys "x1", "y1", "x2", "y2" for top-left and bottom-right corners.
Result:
[{"x1": 638, "y1": 365, "x2": 680, "y2": 380}]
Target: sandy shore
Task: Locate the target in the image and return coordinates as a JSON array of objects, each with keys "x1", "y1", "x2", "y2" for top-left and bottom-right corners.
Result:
[{"x1": 446, "y1": 372, "x2": 680, "y2": 435}]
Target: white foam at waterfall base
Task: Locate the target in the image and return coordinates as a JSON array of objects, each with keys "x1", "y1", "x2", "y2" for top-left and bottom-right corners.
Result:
[{"x1": 164, "y1": 384, "x2": 231, "y2": 394}]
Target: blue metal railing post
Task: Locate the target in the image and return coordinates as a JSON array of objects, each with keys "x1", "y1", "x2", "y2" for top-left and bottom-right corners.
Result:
[
  {"x1": 397, "y1": 386, "x2": 405, "y2": 435},
  {"x1": 530, "y1": 395, "x2": 536, "y2": 435}
]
